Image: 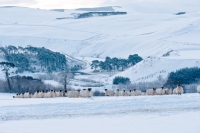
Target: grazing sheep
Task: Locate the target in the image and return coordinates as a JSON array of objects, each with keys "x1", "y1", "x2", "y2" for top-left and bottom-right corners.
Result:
[
  {"x1": 80, "y1": 89, "x2": 90, "y2": 98},
  {"x1": 23, "y1": 91, "x2": 30, "y2": 98},
  {"x1": 56, "y1": 90, "x2": 63, "y2": 97},
  {"x1": 67, "y1": 90, "x2": 81, "y2": 98},
  {"x1": 105, "y1": 89, "x2": 115, "y2": 96},
  {"x1": 13, "y1": 94, "x2": 19, "y2": 98},
  {"x1": 197, "y1": 86, "x2": 200, "y2": 94},
  {"x1": 132, "y1": 89, "x2": 142, "y2": 96},
  {"x1": 115, "y1": 89, "x2": 120, "y2": 96},
  {"x1": 164, "y1": 88, "x2": 172, "y2": 95},
  {"x1": 127, "y1": 90, "x2": 132, "y2": 96},
  {"x1": 33, "y1": 90, "x2": 39, "y2": 98},
  {"x1": 88, "y1": 88, "x2": 93, "y2": 97},
  {"x1": 173, "y1": 88, "x2": 177, "y2": 94},
  {"x1": 49, "y1": 90, "x2": 54, "y2": 98},
  {"x1": 141, "y1": 92, "x2": 146, "y2": 96},
  {"x1": 156, "y1": 87, "x2": 165, "y2": 95},
  {"x1": 176, "y1": 85, "x2": 184, "y2": 95},
  {"x1": 38, "y1": 91, "x2": 44, "y2": 98},
  {"x1": 120, "y1": 90, "x2": 128, "y2": 96},
  {"x1": 64, "y1": 90, "x2": 68, "y2": 97},
  {"x1": 146, "y1": 88, "x2": 156, "y2": 95},
  {"x1": 19, "y1": 93, "x2": 24, "y2": 98}
]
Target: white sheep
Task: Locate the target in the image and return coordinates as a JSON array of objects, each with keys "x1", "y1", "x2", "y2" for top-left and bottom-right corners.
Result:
[
  {"x1": 13, "y1": 94, "x2": 19, "y2": 98},
  {"x1": 146, "y1": 88, "x2": 156, "y2": 95},
  {"x1": 67, "y1": 90, "x2": 81, "y2": 98},
  {"x1": 115, "y1": 89, "x2": 120, "y2": 96},
  {"x1": 105, "y1": 89, "x2": 115, "y2": 96},
  {"x1": 38, "y1": 91, "x2": 44, "y2": 98},
  {"x1": 33, "y1": 90, "x2": 39, "y2": 98},
  {"x1": 23, "y1": 91, "x2": 30, "y2": 98},
  {"x1": 56, "y1": 90, "x2": 63, "y2": 97},
  {"x1": 156, "y1": 87, "x2": 165, "y2": 95},
  {"x1": 127, "y1": 90, "x2": 132, "y2": 96},
  {"x1": 197, "y1": 85, "x2": 200, "y2": 94},
  {"x1": 19, "y1": 93, "x2": 24, "y2": 98},
  {"x1": 120, "y1": 90, "x2": 128, "y2": 96},
  {"x1": 176, "y1": 85, "x2": 184, "y2": 95},
  {"x1": 132, "y1": 89, "x2": 142, "y2": 96},
  {"x1": 88, "y1": 88, "x2": 93, "y2": 97},
  {"x1": 164, "y1": 88, "x2": 172, "y2": 95},
  {"x1": 80, "y1": 89, "x2": 90, "y2": 98}
]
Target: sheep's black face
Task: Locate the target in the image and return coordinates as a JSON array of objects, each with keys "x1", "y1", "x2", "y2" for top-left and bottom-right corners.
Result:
[
  {"x1": 123, "y1": 90, "x2": 125, "y2": 92},
  {"x1": 88, "y1": 88, "x2": 91, "y2": 92},
  {"x1": 51, "y1": 90, "x2": 53, "y2": 92},
  {"x1": 65, "y1": 90, "x2": 67, "y2": 93},
  {"x1": 117, "y1": 89, "x2": 119, "y2": 91},
  {"x1": 16, "y1": 94, "x2": 19, "y2": 95},
  {"x1": 129, "y1": 90, "x2": 132, "y2": 92},
  {"x1": 134, "y1": 89, "x2": 136, "y2": 91},
  {"x1": 153, "y1": 88, "x2": 156, "y2": 90},
  {"x1": 60, "y1": 90, "x2": 62, "y2": 92},
  {"x1": 105, "y1": 89, "x2": 107, "y2": 91}
]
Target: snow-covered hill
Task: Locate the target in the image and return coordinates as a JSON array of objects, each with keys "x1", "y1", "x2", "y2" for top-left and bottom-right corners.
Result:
[{"x1": 1, "y1": 0, "x2": 200, "y2": 83}]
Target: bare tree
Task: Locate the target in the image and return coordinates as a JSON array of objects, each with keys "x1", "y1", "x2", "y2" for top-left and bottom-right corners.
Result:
[
  {"x1": 59, "y1": 66, "x2": 74, "y2": 91},
  {"x1": 0, "y1": 62, "x2": 15, "y2": 93}
]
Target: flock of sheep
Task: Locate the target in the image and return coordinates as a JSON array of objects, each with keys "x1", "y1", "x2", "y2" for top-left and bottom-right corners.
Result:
[
  {"x1": 13, "y1": 89, "x2": 92, "y2": 98},
  {"x1": 13, "y1": 85, "x2": 200, "y2": 98}
]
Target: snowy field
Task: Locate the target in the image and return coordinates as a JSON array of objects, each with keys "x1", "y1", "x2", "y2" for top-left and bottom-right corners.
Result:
[{"x1": 0, "y1": 93, "x2": 200, "y2": 133}]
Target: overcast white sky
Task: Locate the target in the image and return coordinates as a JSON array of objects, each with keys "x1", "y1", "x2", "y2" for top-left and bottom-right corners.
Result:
[
  {"x1": 0, "y1": 0, "x2": 128, "y2": 9},
  {"x1": 0, "y1": 0, "x2": 198, "y2": 9}
]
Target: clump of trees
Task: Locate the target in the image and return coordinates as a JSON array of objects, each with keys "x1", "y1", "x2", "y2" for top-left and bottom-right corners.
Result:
[
  {"x1": 91, "y1": 54, "x2": 143, "y2": 72},
  {"x1": 72, "y1": 12, "x2": 127, "y2": 19},
  {"x1": 164, "y1": 67, "x2": 200, "y2": 87},
  {"x1": 113, "y1": 76, "x2": 131, "y2": 85},
  {"x1": 0, "y1": 45, "x2": 67, "y2": 73}
]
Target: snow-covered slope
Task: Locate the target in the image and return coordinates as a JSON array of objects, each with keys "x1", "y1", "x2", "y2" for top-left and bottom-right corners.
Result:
[
  {"x1": 1, "y1": 0, "x2": 200, "y2": 83},
  {"x1": 109, "y1": 57, "x2": 200, "y2": 83},
  {"x1": 1, "y1": 0, "x2": 200, "y2": 58}
]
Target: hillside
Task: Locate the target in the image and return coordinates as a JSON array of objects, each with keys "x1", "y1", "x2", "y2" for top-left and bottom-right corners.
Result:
[{"x1": 0, "y1": 0, "x2": 200, "y2": 84}]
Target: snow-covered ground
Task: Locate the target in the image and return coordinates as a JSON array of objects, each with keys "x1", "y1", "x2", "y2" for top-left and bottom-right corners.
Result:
[{"x1": 0, "y1": 93, "x2": 200, "y2": 133}]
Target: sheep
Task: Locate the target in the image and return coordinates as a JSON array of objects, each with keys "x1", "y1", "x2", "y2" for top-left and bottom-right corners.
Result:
[
  {"x1": 141, "y1": 92, "x2": 146, "y2": 96},
  {"x1": 173, "y1": 88, "x2": 177, "y2": 94},
  {"x1": 197, "y1": 86, "x2": 200, "y2": 94},
  {"x1": 19, "y1": 93, "x2": 24, "y2": 98},
  {"x1": 23, "y1": 91, "x2": 30, "y2": 98},
  {"x1": 132, "y1": 89, "x2": 142, "y2": 96},
  {"x1": 56, "y1": 90, "x2": 63, "y2": 97},
  {"x1": 13, "y1": 94, "x2": 19, "y2": 98},
  {"x1": 37, "y1": 91, "x2": 44, "y2": 98},
  {"x1": 64, "y1": 90, "x2": 68, "y2": 97},
  {"x1": 80, "y1": 89, "x2": 90, "y2": 98},
  {"x1": 88, "y1": 88, "x2": 93, "y2": 97},
  {"x1": 146, "y1": 88, "x2": 156, "y2": 95},
  {"x1": 105, "y1": 89, "x2": 115, "y2": 96},
  {"x1": 164, "y1": 88, "x2": 172, "y2": 95},
  {"x1": 43, "y1": 90, "x2": 48, "y2": 98},
  {"x1": 127, "y1": 90, "x2": 132, "y2": 96},
  {"x1": 120, "y1": 90, "x2": 128, "y2": 96},
  {"x1": 176, "y1": 85, "x2": 184, "y2": 95},
  {"x1": 67, "y1": 90, "x2": 81, "y2": 98},
  {"x1": 49, "y1": 90, "x2": 54, "y2": 98},
  {"x1": 115, "y1": 89, "x2": 120, "y2": 96},
  {"x1": 156, "y1": 87, "x2": 165, "y2": 95},
  {"x1": 33, "y1": 90, "x2": 39, "y2": 98}
]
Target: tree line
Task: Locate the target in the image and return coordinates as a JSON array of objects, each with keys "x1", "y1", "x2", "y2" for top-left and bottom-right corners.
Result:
[
  {"x1": 164, "y1": 67, "x2": 200, "y2": 88},
  {"x1": 91, "y1": 54, "x2": 143, "y2": 72},
  {"x1": 0, "y1": 45, "x2": 67, "y2": 73}
]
